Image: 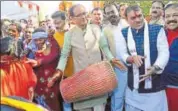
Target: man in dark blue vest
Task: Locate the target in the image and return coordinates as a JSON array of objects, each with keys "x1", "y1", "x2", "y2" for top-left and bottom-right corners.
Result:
[{"x1": 115, "y1": 5, "x2": 169, "y2": 111}]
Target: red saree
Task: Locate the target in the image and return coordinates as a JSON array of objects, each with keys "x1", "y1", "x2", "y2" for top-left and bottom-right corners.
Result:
[{"x1": 1, "y1": 56, "x2": 37, "y2": 100}]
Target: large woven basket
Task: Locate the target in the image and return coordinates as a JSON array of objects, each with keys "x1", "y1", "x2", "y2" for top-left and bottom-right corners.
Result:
[{"x1": 60, "y1": 61, "x2": 118, "y2": 103}]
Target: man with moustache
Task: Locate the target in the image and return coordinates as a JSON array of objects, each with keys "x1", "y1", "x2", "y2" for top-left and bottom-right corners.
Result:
[
  {"x1": 163, "y1": 3, "x2": 178, "y2": 111},
  {"x1": 149, "y1": 1, "x2": 165, "y2": 25},
  {"x1": 102, "y1": 3, "x2": 128, "y2": 111},
  {"x1": 48, "y1": 4, "x2": 126, "y2": 111},
  {"x1": 117, "y1": 5, "x2": 169, "y2": 111}
]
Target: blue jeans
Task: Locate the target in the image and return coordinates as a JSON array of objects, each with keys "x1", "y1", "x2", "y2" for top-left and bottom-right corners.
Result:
[
  {"x1": 125, "y1": 104, "x2": 143, "y2": 111},
  {"x1": 63, "y1": 102, "x2": 72, "y2": 111},
  {"x1": 111, "y1": 67, "x2": 128, "y2": 111}
]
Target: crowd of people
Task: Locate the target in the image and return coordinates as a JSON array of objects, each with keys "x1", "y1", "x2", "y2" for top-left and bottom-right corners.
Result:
[{"x1": 0, "y1": 1, "x2": 178, "y2": 111}]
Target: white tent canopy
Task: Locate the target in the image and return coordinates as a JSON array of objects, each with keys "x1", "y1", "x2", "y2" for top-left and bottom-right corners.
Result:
[
  {"x1": 1, "y1": 1, "x2": 39, "y2": 20},
  {"x1": 1, "y1": 1, "x2": 96, "y2": 20}
]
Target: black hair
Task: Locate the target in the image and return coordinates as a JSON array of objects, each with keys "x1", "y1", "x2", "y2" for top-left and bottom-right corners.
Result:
[
  {"x1": 0, "y1": 37, "x2": 14, "y2": 55},
  {"x1": 33, "y1": 28, "x2": 46, "y2": 34},
  {"x1": 125, "y1": 5, "x2": 141, "y2": 18},
  {"x1": 103, "y1": 3, "x2": 118, "y2": 14},
  {"x1": 119, "y1": 4, "x2": 128, "y2": 11},
  {"x1": 0, "y1": 36, "x2": 23, "y2": 58},
  {"x1": 164, "y1": 3, "x2": 178, "y2": 11},
  {"x1": 51, "y1": 11, "x2": 66, "y2": 20},
  {"x1": 152, "y1": 1, "x2": 165, "y2": 9},
  {"x1": 91, "y1": 7, "x2": 101, "y2": 14},
  {"x1": 19, "y1": 19, "x2": 28, "y2": 24},
  {"x1": 69, "y1": 4, "x2": 83, "y2": 17},
  {"x1": 9, "y1": 22, "x2": 22, "y2": 33}
]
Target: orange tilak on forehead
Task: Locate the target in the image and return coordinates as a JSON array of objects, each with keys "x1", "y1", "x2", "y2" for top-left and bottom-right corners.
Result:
[{"x1": 134, "y1": 11, "x2": 140, "y2": 17}]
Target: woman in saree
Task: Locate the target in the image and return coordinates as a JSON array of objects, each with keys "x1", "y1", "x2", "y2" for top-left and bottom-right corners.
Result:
[{"x1": 0, "y1": 36, "x2": 37, "y2": 101}]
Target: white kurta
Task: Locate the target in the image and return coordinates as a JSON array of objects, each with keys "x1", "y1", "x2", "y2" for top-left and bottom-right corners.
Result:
[
  {"x1": 115, "y1": 27, "x2": 169, "y2": 111},
  {"x1": 102, "y1": 21, "x2": 128, "y2": 58},
  {"x1": 125, "y1": 88, "x2": 168, "y2": 111}
]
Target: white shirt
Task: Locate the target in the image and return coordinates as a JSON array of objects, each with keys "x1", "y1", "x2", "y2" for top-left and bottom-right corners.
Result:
[
  {"x1": 113, "y1": 21, "x2": 129, "y2": 60},
  {"x1": 120, "y1": 18, "x2": 129, "y2": 28}
]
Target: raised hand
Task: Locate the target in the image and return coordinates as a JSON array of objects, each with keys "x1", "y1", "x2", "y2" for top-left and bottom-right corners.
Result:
[{"x1": 127, "y1": 55, "x2": 146, "y2": 67}]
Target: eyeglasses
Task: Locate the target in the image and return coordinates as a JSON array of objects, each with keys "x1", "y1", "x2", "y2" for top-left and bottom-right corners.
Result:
[
  {"x1": 152, "y1": 6, "x2": 163, "y2": 10},
  {"x1": 74, "y1": 12, "x2": 87, "y2": 17}
]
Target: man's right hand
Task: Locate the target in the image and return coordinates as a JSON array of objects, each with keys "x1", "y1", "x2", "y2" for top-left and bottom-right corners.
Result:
[
  {"x1": 47, "y1": 69, "x2": 63, "y2": 88},
  {"x1": 127, "y1": 55, "x2": 145, "y2": 67},
  {"x1": 111, "y1": 58, "x2": 127, "y2": 71}
]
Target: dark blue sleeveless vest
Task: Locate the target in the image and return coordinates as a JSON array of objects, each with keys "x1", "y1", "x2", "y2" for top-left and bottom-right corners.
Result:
[
  {"x1": 121, "y1": 24, "x2": 165, "y2": 93},
  {"x1": 163, "y1": 36, "x2": 178, "y2": 87}
]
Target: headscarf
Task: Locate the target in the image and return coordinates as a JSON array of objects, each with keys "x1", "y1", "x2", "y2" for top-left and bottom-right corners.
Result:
[
  {"x1": 27, "y1": 32, "x2": 49, "y2": 52},
  {"x1": 32, "y1": 32, "x2": 48, "y2": 40}
]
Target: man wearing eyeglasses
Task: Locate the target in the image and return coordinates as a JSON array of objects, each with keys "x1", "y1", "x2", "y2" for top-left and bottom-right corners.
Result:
[
  {"x1": 48, "y1": 4, "x2": 126, "y2": 111},
  {"x1": 148, "y1": 1, "x2": 165, "y2": 25}
]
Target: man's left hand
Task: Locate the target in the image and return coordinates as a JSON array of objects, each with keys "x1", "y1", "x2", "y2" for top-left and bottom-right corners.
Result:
[{"x1": 139, "y1": 65, "x2": 160, "y2": 82}]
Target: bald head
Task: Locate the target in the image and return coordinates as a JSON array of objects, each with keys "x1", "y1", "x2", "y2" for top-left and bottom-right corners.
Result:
[{"x1": 69, "y1": 4, "x2": 85, "y2": 17}]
